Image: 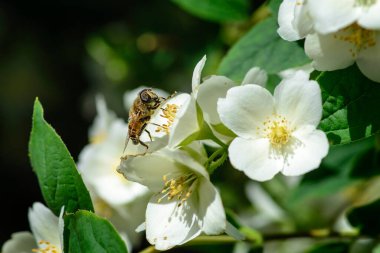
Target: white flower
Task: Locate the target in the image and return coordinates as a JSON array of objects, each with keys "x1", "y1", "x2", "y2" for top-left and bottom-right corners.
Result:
[
  {"x1": 195, "y1": 57, "x2": 268, "y2": 144},
  {"x1": 277, "y1": 0, "x2": 314, "y2": 41},
  {"x1": 117, "y1": 146, "x2": 226, "y2": 250},
  {"x1": 217, "y1": 71, "x2": 329, "y2": 181},
  {"x1": 2, "y1": 203, "x2": 64, "y2": 253},
  {"x1": 305, "y1": 25, "x2": 380, "y2": 82},
  {"x1": 307, "y1": 0, "x2": 380, "y2": 34},
  {"x1": 277, "y1": 0, "x2": 380, "y2": 82}
]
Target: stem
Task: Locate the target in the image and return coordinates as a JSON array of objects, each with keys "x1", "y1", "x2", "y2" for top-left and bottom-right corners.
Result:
[
  {"x1": 138, "y1": 232, "x2": 365, "y2": 253},
  {"x1": 205, "y1": 147, "x2": 228, "y2": 174}
]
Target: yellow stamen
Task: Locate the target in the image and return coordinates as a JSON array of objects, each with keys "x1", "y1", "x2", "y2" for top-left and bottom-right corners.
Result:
[
  {"x1": 157, "y1": 173, "x2": 197, "y2": 206},
  {"x1": 155, "y1": 104, "x2": 179, "y2": 134},
  {"x1": 258, "y1": 114, "x2": 293, "y2": 148},
  {"x1": 334, "y1": 23, "x2": 376, "y2": 58},
  {"x1": 32, "y1": 240, "x2": 60, "y2": 253}
]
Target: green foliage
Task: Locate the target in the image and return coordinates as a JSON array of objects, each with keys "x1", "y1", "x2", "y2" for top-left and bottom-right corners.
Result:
[
  {"x1": 218, "y1": 17, "x2": 310, "y2": 80},
  {"x1": 64, "y1": 210, "x2": 128, "y2": 253},
  {"x1": 171, "y1": 0, "x2": 250, "y2": 23},
  {"x1": 29, "y1": 98, "x2": 93, "y2": 215},
  {"x1": 348, "y1": 197, "x2": 380, "y2": 236},
  {"x1": 317, "y1": 65, "x2": 380, "y2": 145},
  {"x1": 267, "y1": 0, "x2": 282, "y2": 16},
  {"x1": 306, "y1": 241, "x2": 349, "y2": 253}
]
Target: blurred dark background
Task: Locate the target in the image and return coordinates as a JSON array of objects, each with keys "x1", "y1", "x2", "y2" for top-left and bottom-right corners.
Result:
[{"x1": 0, "y1": 0, "x2": 263, "y2": 248}]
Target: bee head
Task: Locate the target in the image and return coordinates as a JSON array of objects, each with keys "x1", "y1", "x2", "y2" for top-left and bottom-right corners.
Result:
[{"x1": 139, "y1": 88, "x2": 159, "y2": 104}]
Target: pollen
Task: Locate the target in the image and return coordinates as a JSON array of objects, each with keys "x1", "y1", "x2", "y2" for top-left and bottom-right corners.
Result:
[
  {"x1": 32, "y1": 240, "x2": 60, "y2": 253},
  {"x1": 158, "y1": 173, "x2": 197, "y2": 206},
  {"x1": 334, "y1": 23, "x2": 376, "y2": 58},
  {"x1": 155, "y1": 104, "x2": 179, "y2": 134},
  {"x1": 258, "y1": 114, "x2": 293, "y2": 148}
]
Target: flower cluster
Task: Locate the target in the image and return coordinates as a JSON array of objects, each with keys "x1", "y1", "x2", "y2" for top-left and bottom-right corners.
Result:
[
  {"x1": 117, "y1": 56, "x2": 329, "y2": 250},
  {"x1": 278, "y1": 0, "x2": 380, "y2": 82}
]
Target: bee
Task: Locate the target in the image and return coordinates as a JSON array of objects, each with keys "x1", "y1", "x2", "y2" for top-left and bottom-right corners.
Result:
[{"x1": 124, "y1": 88, "x2": 175, "y2": 156}]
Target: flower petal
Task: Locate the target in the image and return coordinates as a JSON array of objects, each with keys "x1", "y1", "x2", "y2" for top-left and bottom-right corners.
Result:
[
  {"x1": 307, "y1": 0, "x2": 358, "y2": 34},
  {"x1": 168, "y1": 95, "x2": 200, "y2": 148},
  {"x1": 92, "y1": 176, "x2": 149, "y2": 205},
  {"x1": 192, "y1": 55, "x2": 207, "y2": 93},
  {"x1": 358, "y1": 2, "x2": 380, "y2": 30},
  {"x1": 28, "y1": 202, "x2": 61, "y2": 248},
  {"x1": 277, "y1": 0, "x2": 312, "y2": 41},
  {"x1": 167, "y1": 149, "x2": 209, "y2": 179},
  {"x1": 58, "y1": 206, "x2": 65, "y2": 250},
  {"x1": 1, "y1": 232, "x2": 37, "y2": 253},
  {"x1": 197, "y1": 75, "x2": 235, "y2": 125},
  {"x1": 89, "y1": 95, "x2": 116, "y2": 141},
  {"x1": 197, "y1": 179, "x2": 226, "y2": 235},
  {"x1": 282, "y1": 126, "x2": 329, "y2": 176},
  {"x1": 305, "y1": 32, "x2": 356, "y2": 71},
  {"x1": 218, "y1": 85, "x2": 275, "y2": 139},
  {"x1": 118, "y1": 151, "x2": 187, "y2": 192},
  {"x1": 274, "y1": 71, "x2": 322, "y2": 128},
  {"x1": 145, "y1": 195, "x2": 202, "y2": 250},
  {"x1": 241, "y1": 67, "x2": 268, "y2": 87},
  {"x1": 278, "y1": 63, "x2": 313, "y2": 80},
  {"x1": 228, "y1": 137, "x2": 283, "y2": 181},
  {"x1": 356, "y1": 33, "x2": 380, "y2": 83},
  {"x1": 147, "y1": 93, "x2": 190, "y2": 139}
]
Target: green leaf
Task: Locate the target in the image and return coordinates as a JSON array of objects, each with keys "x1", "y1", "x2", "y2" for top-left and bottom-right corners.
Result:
[
  {"x1": 349, "y1": 146, "x2": 380, "y2": 179},
  {"x1": 65, "y1": 210, "x2": 128, "y2": 253},
  {"x1": 267, "y1": 0, "x2": 282, "y2": 16},
  {"x1": 171, "y1": 0, "x2": 250, "y2": 23},
  {"x1": 218, "y1": 17, "x2": 310, "y2": 80},
  {"x1": 29, "y1": 98, "x2": 93, "y2": 215},
  {"x1": 317, "y1": 65, "x2": 380, "y2": 145},
  {"x1": 306, "y1": 241, "x2": 349, "y2": 253},
  {"x1": 348, "y1": 197, "x2": 380, "y2": 236}
]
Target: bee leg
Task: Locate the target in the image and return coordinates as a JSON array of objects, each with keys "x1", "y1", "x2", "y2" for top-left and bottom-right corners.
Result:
[
  {"x1": 159, "y1": 91, "x2": 177, "y2": 103},
  {"x1": 139, "y1": 140, "x2": 149, "y2": 156},
  {"x1": 150, "y1": 122, "x2": 163, "y2": 127},
  {"x1": 145, "y1": 129, "x2": 152, "y2": 142}
]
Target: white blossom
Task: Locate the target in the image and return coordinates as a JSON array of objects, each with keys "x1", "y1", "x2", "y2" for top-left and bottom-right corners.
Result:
[
  {"x1": 217, "y1": 71, "x2": 329, "y2": 181},
  {"x1": 2, "y1": 203, "x2": 64, "y2": 253},
  {"x1": 307, "y1": 0, "x2": 380, "y2": 34},
  {"x1": 277, "y1": 0, "x2": 380, "y2": 82},
  {"x1": 277, "y1": 0, "x2": 314, "y2": 41},
  {"x1": 304, "y1": 26, "x2": 380, "y2": 82},
  {"x1": 195, "y1": 57, "x2": 269, "y2": 145},
  {"x1": 118, "y1": 145, "x2": 226, "y2": 250}
]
